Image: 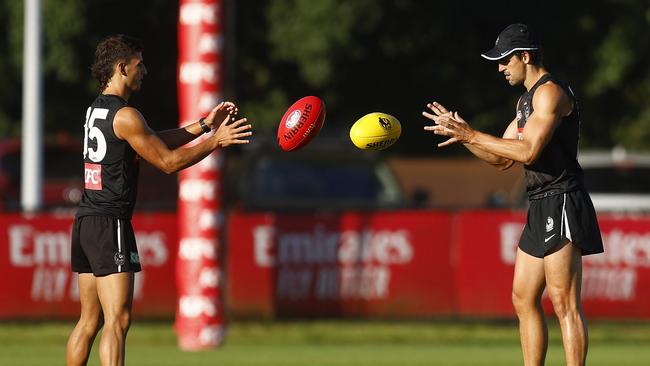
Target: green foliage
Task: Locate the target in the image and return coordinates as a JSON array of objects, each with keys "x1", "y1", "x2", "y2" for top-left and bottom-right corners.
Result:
[
  {"x1": 267, "y1": 0, "x2": 379, "y2": 87},
  {"x1": 0, "y1": 0, "x2": 86, "y2": 137},
  {"x1": 0, "y1": 0, "x2": 648, "y2": 153}
]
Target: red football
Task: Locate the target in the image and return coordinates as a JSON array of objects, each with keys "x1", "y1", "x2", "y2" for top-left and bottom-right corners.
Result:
[{"x1": 277, "y1": 96, "x2": 326, "y2": 151}]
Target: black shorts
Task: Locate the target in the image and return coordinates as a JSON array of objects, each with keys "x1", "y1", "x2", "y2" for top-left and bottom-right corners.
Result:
[
  {"x1": 71, "y1": 215, "x2": 142, "y2": 276},
  {"x1": 519, "y1": 189, "x2": 604, "y2": 258}
]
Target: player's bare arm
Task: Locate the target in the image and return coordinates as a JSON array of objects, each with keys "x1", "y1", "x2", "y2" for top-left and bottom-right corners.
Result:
[
  {"x1": 156, "y1": 102, "x2": 238, "y2": 149},
  {"x1": 114, "y1": 106, "x2": 252, "y2": 174},
  {"x1": 422, "y1": 101, "x2": 517, "y2": 170},
  {"x1": 428, "y1": 83, "x2": 571, "y2": 165}
]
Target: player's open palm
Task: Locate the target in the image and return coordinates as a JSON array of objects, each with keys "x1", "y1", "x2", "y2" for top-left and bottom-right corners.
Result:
[
  {"x1": 212, "y1": 115, "x2": 252, "y2": 147},
  {"x1": 204, "y1": 101, "x2": 239, "y2": 130}
]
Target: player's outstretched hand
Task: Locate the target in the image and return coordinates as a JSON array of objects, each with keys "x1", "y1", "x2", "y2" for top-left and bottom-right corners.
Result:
[
  {"x1": 422, "y1": 101, "x2": 474, "y2": 147},
  {"x1": 212, "y1": 115, "x2": 252, "y2": 147},
  {"x1": 204, "y1": 101, "x2": 239, "y2": 130}
]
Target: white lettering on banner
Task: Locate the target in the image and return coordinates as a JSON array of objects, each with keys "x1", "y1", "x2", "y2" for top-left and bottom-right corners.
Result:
[
  {"x1": 316, "y1": 268, "x2": 339, "y2": 300},
  {"x1": 9, "y1": 225, "x2": 170, "y2": 267},
  {"x1": 9, "y1": 225, "x2": 69, "y2": 266},
  {"x1": 179, "y1": 295, "x2": 217, "y2": 318},
  {"x1": 136, "y1": 232, "x2": 168, "y2": 266},
  {"x1": 179, "y1": 238, "x2": 216, "y2": 260},
  {"x1": 275, "y1": 266, "x2": 391, "y2": 301},
  {"x1": 31, "y1": 267, "x2": 68, "y2": 302},
  {"x1": 179, "y1": 179, "x2": 217, "y2": 202},
  {"x1": 340, "y1": 266, "x2": 390, "y2": 300},
  {"x1": 199, "y1": 267, "x2": 220, "y2": 288},
  {"x1": 498, "y1": 223, "x2": 647, "y2": 302},
  {"x1": 252, "y1": 225, "x2": 414, "y2": 267},
  {"x1": 276, "y1": 268, "x2": 312, "y2": 300},
  {"x1": 499, "y1": 222, "x2": 524, "y2": 265},
  {"x1": 279, "y1": 225, "x2": 339, "y2": 265},
  {"x1": 582, "y1": 267, "x2": 636, "y2": 301},
  {"x1": 253, "y1": 225, "x2": 275, "y2": 267},
  {"x1": 340, "y1": 230, "x2": 413, "y2": 265},
  {"x1": 179, "y1": 62, "x2": 219, "y2": 84},
  {"x1": 500, "y1": 224, "x2": 650, "y2": 269},
  {"x1": 585, "y1": 229, "x2": 650, "y2": 267},
  {"x1": 179, "y1": 3, "x2": 219, "y2": 25}
]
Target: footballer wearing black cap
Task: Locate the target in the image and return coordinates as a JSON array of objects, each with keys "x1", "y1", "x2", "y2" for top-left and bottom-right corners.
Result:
[{"x1": 422, "y1": 23, "x2": 603, "y2": 366}]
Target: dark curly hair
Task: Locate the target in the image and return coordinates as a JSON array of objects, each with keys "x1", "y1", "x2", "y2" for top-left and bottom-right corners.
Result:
[{"x1": 91, "y1": 35, "x2": 144, "y2": 92}]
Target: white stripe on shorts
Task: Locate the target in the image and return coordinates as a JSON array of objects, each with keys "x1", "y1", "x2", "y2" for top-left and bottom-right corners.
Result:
[
  {"x1": 561, "y1": 193, "x2": 572, "y2": 242},
  {"x1": 117, "y1": 219, "x2": 122, "y2": 272}
]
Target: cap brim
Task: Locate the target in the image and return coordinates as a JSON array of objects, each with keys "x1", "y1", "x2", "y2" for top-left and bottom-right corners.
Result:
[
  {"x1": 481, "y1": 47, "x2": 512, "y2": 61},
  {"x1": 481, "y1": 47, "x2": 539, "y2": 61}
]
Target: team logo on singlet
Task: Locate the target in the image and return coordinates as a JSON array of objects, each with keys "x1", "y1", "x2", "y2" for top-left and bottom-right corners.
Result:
[
  {"x1": 114, "y1": 252, "x2": 126, "y2": 266},
  {"x1": 545, "y1": 217, "x2": 554, "y2": 232},
  {"x1": 524, "y1": 101, "x2": 531, "y2": 119}
]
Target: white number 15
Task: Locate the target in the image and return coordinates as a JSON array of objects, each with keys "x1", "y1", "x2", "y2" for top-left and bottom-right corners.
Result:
[{"x1": 83, "y1": 107, "x2": 109, "y2": 162}]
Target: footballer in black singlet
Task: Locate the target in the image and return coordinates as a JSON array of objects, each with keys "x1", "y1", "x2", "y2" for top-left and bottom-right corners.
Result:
[
  {"x1": 71, "y1": 94, "x2": 142, "y2": 275},
  {"x1": 77, "y1": 94, "x2": 139, "y2": 219},
  {"x1": 517, "y1": 74, "x2": 583, "y2": 199},
  {"x1": 516, "y1": 74, "x2": 604, "y2": 257}
]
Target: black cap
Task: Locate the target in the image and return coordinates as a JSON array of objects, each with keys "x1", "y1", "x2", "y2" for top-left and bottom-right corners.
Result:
[{"x1": 481, "y1": 24, "x2": 541, "y2": 61}]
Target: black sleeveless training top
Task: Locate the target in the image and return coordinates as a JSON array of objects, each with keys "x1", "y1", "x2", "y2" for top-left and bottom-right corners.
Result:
[
  {"x1": 516, "y1": 74, "x2": 584, "y2": 199},
  {"x1": 76, "y1": 94, "x2": 140, "y2": 219}
]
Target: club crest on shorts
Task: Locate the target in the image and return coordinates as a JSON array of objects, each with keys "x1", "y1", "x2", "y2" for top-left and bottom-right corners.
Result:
[
  {"x1": 114, "y1": 252, "x2": 126, "y2": 266},
  {"x1": 546, "y1": 216, "x2": 554, "y2": 232}
]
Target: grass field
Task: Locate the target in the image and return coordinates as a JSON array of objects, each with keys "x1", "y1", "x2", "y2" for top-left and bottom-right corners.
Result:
[{"x1": 1, "y1": 320, "x2": 649, "y2": 365}]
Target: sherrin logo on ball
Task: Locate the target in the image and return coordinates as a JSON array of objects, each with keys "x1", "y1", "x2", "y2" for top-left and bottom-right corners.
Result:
[
  {"x1": 285, "y1": 109, "x2": 302, "y2": 129},
  {"x1": 350, "y1": 112, "x2": 402, "y2": 150},
  {"x1": 277, "y1": 96, "x2": 326, "y2": 151}
]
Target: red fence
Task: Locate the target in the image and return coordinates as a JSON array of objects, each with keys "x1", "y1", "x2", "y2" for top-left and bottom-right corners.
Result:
[
  {"x1": 1, "y1": 210, "x2": 650, "y2": 319},
  {"x1": 225, "y1": 211, "x2": 455, "y2": 318},
  {"x1": 0, "y1": 213, "x2": 178, "y2": 319}
]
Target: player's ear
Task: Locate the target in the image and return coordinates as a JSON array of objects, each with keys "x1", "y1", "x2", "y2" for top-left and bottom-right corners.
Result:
[
  {"x1": 118, "y1": 62, "x2": 128, "y2": 76},
  {"x1": 521, "y1": 51, "x2": 531, "y2": 65}
]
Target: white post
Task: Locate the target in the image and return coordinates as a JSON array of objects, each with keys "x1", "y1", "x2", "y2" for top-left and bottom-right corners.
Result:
[{"x1": 21, "y1": 0, "x2": 43, "y2": 212}]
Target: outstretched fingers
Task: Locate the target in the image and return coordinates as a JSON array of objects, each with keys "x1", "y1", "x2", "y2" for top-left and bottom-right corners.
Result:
[{"x1": 222, "y1": 117, "x2": 252, "y2": 145}]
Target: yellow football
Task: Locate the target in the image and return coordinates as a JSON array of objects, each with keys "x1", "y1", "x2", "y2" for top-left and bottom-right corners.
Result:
[{"x1": 349, "y1": 112, "x2": 401, "y2": 150}]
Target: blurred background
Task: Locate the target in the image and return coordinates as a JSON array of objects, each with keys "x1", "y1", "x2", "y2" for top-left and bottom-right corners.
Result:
[
  {"x1": 1, "y1": 1, "x2": 650, "y2": 365},
  {"x1": 1, "y1": 0, "x2": 650, "y2": 211}
]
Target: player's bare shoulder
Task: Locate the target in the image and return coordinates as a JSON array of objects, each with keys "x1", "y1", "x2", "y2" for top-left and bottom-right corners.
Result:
[
  {"x1": 114, "y1": 106, "x2": 149, "y2": 140},
  {"x1": 532, "y1": 81, "x2": 572, "y2": 116}
]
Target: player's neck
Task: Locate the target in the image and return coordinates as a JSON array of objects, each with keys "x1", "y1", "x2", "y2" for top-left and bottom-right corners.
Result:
[
  {"x1": 523, "y1": 66, "x2": 549, "y2": 91},
  {"x1": 102, "y1": 82, "x2": 131, "y2": 101}
]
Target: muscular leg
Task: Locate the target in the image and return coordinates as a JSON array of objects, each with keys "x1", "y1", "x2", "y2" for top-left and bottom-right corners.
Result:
[
  {"x1": 96, "y1": 272, "x2": 134, "y2": 366},
  {"x1": 512, "y1": 248, "x2": 548, "y2": 366},
  {"x1": 544, "y1": 242, "x2": 587, "y2": 366},
  {"x1": 67, "y1": 273, "x2": 104, "y2": 366}
]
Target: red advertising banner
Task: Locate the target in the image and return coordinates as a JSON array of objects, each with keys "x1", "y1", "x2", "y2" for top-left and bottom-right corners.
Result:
[
  {"x1": 226, "y1": 210, "x2": 455, "y2": 318},
  {"x1": 0, "y1": 213, "x2": 178, "y2": 319},
  {"x1": 176, "y1": 0, "x2": 225, "y2": 350},
  {"x1": 454, "y1": 211, "x2": 650, "y2": 319}
]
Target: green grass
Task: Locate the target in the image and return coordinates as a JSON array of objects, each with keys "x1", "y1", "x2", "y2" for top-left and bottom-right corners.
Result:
[{"x1": 1, "y1": 320, "x2": 649, "y2": 365}]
